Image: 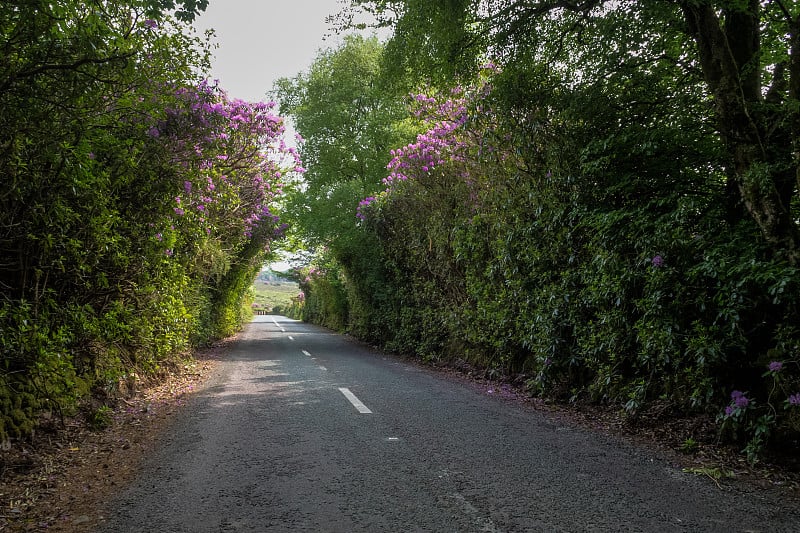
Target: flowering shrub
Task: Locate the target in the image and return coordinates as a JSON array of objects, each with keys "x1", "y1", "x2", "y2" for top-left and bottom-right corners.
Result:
[
  {"x1": 719, "y1": 360, "x2": 800, "y2": 463},
  {"x1": 357, "y1": 79, "x2": 491, "y2": 220},
  {"x1": 0, "y1": 3, "x2": 298, "y2": 443},
  {"x1": 340, "y1": 63, "x2": 800, "y2": 461},
  {"x1": 294, "y1": 259, "x2": 349, "y2": 331},
  {"x1": 144, "y1": 79, "x2": 297, "y2": 249}
]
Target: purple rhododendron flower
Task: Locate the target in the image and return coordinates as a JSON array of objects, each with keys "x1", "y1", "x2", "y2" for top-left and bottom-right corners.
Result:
[
  {"x1": 144, "y1": 19, "x2": 158, "y2": 29},
  {"x1": 789, "y1": 393, "x2": 800, "y2": 406},
  {"x1": 730, "y1": 389, "x2": 750, "y2": 408},
  {"x1": 769, "y1": 361, "x2": 783, "y2": 372},
  {"x1": 651, "y1": 255, "x2": 664, "y2": 267},
  {"x1": 724, "y1": 405, "x2": 736, "y2": 417}
]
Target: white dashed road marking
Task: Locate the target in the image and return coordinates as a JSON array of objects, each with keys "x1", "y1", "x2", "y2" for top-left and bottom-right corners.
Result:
[{"x1": 338, "y1": 387, "x2": 372, "y2": 414}]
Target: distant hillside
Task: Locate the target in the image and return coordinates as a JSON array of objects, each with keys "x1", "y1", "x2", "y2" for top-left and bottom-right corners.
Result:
[{"x1": 256, "y1": 269, "x2": 294, "y2": 284}]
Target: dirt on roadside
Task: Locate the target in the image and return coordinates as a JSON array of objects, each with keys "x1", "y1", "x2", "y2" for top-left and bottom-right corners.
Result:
[{"x1": 0, "y1": 338, "x2": 231, "y2": 532}]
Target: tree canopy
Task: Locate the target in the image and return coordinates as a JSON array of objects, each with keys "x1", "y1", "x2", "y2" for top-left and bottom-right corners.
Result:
[
  {"x1": 341, "y1": 0, "x2": 800, "y2": 265},
  {"x1": 272, "y1": 34, "x2": 414, "y2": 248}
]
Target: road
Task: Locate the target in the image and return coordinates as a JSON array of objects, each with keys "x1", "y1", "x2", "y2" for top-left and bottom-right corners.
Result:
[{"x1": 97, "y1": 316, "x2": 800, "y2": 532}]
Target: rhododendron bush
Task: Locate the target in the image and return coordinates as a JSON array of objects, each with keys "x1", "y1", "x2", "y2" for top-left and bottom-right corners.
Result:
[
  {"x1": 288, "y1": 7, "x2": 800, "y2": 460},
  {"x1": 0, "y1": 2, "x2": 296, "y2": 443}
]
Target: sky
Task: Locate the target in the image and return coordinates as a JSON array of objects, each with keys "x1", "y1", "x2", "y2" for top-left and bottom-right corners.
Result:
[{"x1": 193, "y1": 0, "x2": 356, "y2": 103}]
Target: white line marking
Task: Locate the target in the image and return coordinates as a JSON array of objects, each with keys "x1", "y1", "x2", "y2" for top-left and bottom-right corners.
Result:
[
  {"x1": 288, "y1": 336, "x2": 294, "y2": 341},
  {"x1": 318, "y1": 366, "x2": 327, "y2": 371},
  {"x1": 302, "y1": 350, "x2": 312, "y2": 356},
  {"x1": 338, "y1": 387, "x2": 372, "y2": 414},
  {"x1": 271, "y1": 318, "x2": 286, "y2": 332}
]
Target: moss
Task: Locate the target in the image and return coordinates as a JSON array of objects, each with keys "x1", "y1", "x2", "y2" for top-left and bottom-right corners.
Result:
[
  {"x1": 73, "y1": 375, "x2": 92, "y2": 399},
  {"x1": 0, "y1": 377, "x2": 46, "y2": 441},
  {"x1": 11, "y1": 408, "x2": 27, "y2": 424},
  {"x1": 88, "y1": 405, "x2": 113, "y2": 431}
]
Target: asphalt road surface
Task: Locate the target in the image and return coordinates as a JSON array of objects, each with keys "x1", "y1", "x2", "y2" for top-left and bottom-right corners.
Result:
[{"x1": 97, "y1": 316, "x2": 800, "y2": 532}]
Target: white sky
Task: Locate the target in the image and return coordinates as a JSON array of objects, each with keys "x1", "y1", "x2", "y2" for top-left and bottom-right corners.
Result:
[{"x1": 193, "y1": 0, "x2": 354, "y2": 103}]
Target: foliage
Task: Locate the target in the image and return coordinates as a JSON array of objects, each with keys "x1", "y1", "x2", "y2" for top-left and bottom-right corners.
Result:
[
  {"x1": 272, "y1": 35, "x2": 413, "y2": 247},
  {"x1": 88, "y1": 405, "x2": 114, "y2": 431},
  {"x1": 271, "y1": 34, "x2": 417, "y2": 336},
  {"x1": 290, "y1": 0, "x2": 800, "y2": 461},
  {"x1": 345, "y1": 0, "x2": 800, "y2": 265},
  {"x1": 0, "y1": 1, "x2": 295, "y2": 444}
]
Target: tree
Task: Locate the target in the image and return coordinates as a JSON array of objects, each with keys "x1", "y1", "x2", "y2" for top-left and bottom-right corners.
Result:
[
  {"x1": 272, "y1": 34, "x2": 413, "y2": 248},
  {"x1": 270, "y1": 35, "x2": 417, "y2": 336},
  {"x1": 343, "y1": 0, "x2": 800, "y2": 265}
]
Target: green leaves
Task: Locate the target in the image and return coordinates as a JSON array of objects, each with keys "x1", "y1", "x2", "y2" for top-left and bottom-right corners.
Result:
[
  {"x1": 269, "y1": 0, "x2": 800, "y2": 462},
  {"x1": 271, "y1": 34, "x2": 415, "y2": 325},
  {"x1": 0, "y1": 1, "x2": 290, "y2": 443}
]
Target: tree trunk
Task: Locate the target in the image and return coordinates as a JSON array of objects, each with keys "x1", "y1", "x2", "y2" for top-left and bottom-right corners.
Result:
[{"x1": 681, "y1": 2, "x2": 800, "y2": 265}]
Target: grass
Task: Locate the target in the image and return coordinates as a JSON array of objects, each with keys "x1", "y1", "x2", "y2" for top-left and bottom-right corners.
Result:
[{"x1": 251, "y1": 280, "x2": 299, "y2": 313}]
